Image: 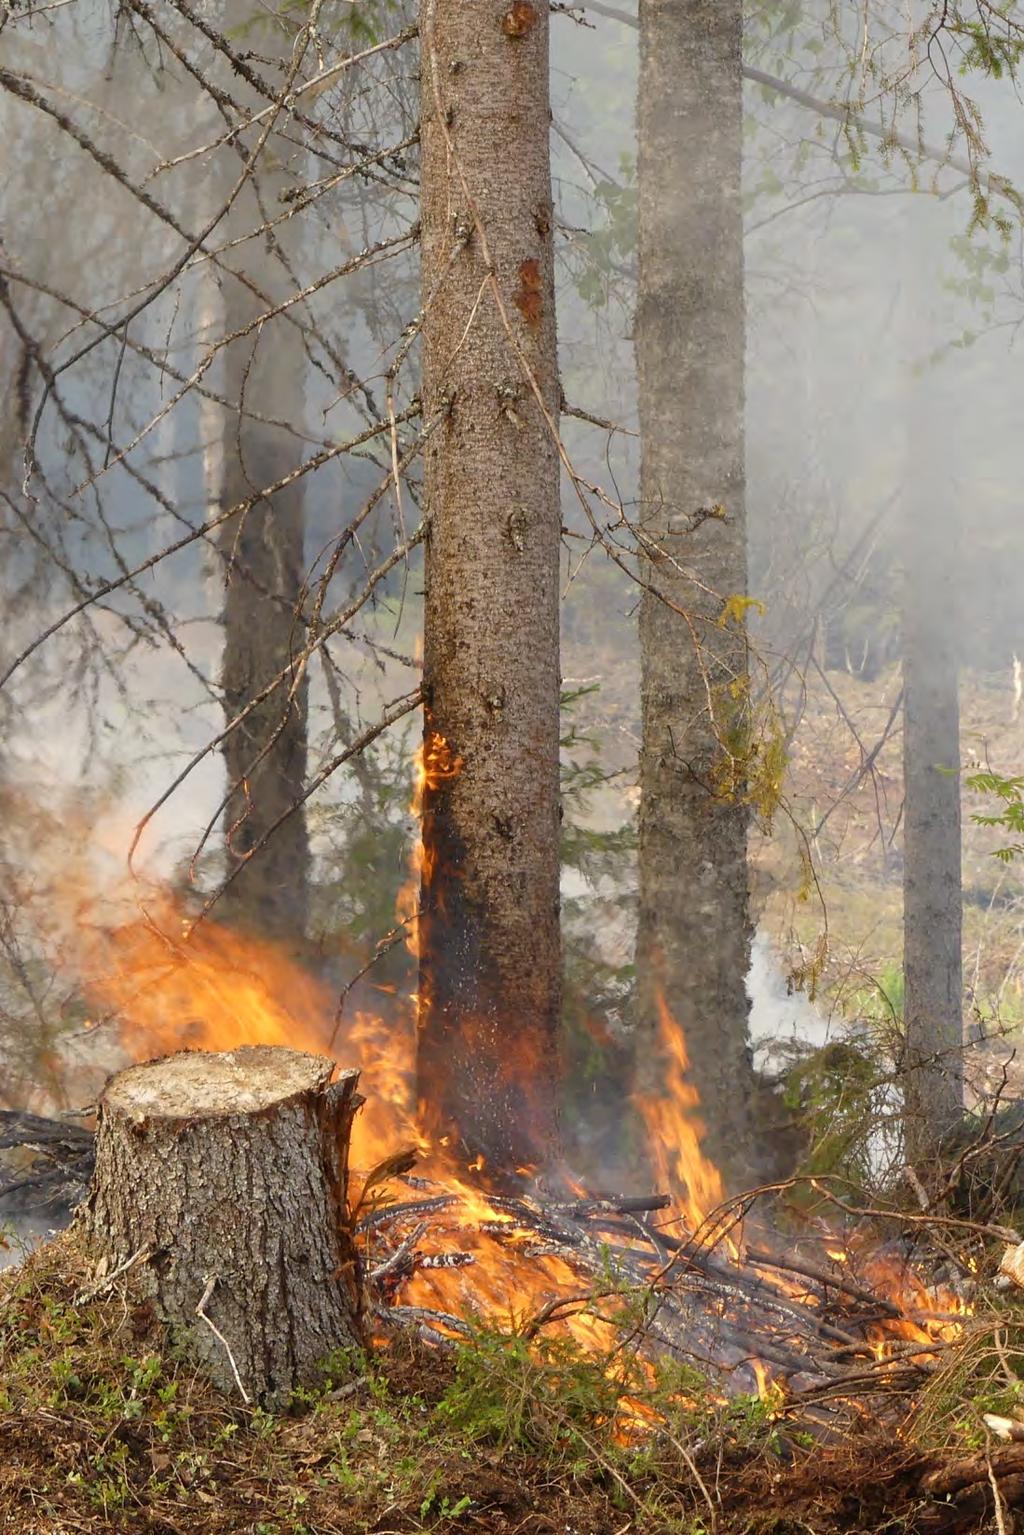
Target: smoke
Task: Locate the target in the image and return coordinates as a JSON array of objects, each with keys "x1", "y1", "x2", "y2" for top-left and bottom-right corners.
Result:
[
  {"x1": 748, "y1": 930, "x2": 831, "y2": 1064},
  {"x1": 0, "y1": 1215, "x2": 62, "y2": 1271},
  {"x1": 2, "y1": 0, "x2": 1024, "y2": 1174}
]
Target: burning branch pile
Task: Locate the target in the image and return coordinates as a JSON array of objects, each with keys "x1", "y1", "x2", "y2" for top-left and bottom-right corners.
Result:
[
  {"x1": 357, "y1": 1168, "x2": 972, "y2": 1414},
  {"x1": 7, "y1": 1029, "x2": 1024, "y2": 1535},
  {"x1": 4, "y1": 1053, "x2": 975, "y2": 1422},
  {"x1": 0, "y1": 903, "x2": 999, "y2": 1443}
]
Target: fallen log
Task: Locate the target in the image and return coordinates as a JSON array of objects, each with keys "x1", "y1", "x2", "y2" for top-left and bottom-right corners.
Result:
[
  {"x1": 914, "y1": 1454, "x2": 1024, "y2": 1535},
  {"x1": 0, "y1": 1110, "x2": 95, "y2": 1213},
  {"x1": 921, "y1": 1444, "x2": 1024, "y2": 1497},
  {"x1": 81, "y1": 1046, "x2": 365, "y2": 1406}
]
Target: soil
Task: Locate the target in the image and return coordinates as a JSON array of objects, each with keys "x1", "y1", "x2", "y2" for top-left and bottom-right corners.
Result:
[{"x1": 0, "y1": 1236, "x2": 1019, "y2": 1535}]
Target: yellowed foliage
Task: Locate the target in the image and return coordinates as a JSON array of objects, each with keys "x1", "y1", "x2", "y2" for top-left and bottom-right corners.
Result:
[{"x1": 717, "y1": 593, "x2": 766, "y2": 630}]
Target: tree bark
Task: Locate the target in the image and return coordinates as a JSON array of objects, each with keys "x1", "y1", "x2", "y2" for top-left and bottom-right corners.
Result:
[
  {"x1": 901, "y1": 351, "x2": 964, "y2": 1160},
  {"x1": 416, "y1": 0, "x2": 563, "y2": 1169},
  {"x1": 216, "y1": 101, "x2": 311, "y2": 944},
  {"x1": 634, "y1": 0, "x2": 756, "y2": 1191},
  {"x1": 82, "y1": 1047, "x2": 364, "y2": 1406}
]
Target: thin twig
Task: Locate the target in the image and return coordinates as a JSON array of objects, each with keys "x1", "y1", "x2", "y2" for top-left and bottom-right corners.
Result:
[{"x1": 196, "y1": 1274, "x2": 251, "y2": 1404}]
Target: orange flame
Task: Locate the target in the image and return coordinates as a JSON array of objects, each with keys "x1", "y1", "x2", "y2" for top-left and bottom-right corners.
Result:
[
  {"x1": 74, "y1": 891, "x2": 416, "y2": 1173},
  {"x1": 396, "y1": 727, "x2": 463, "y2": 959},
  {"x1": 633, "y1": 992, "x2": 735, "y2": 1252},
  {"x1": 751, "y1": 1358, "x2": 772, "y2": 1402},
  {"x1": 28, "y1": 766, "x2": 969, "y2": 1406},
  {"x1": 630, "y1": 994, "x2": 969, "y2": 1379},
  {"x1": 395, "y1": 1171, "x2": 616, "y2": 1355},
  {"x1": 858, "y1": 1250, "x2": 970, "y2": 1359}
]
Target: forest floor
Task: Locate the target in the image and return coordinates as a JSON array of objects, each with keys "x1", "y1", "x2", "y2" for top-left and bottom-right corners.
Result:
[
  {"x1": 0, "y1": 1234, "x2": 1020, "y2": 1535},
  {"x1": 757, "y1": 664, "x2": 1024, "y2": 1023},
  {"x1": 3, "y1": 664, "x2": 1024, "y2": 1531}
]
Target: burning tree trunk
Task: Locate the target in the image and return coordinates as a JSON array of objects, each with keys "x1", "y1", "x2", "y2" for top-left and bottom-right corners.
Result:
[
  {"x1": 82, "y1": 1047, "x2": 364, "y2": 1406},
  {"x1": 901, "y1": 336, "x2": 964, "y2": 1160},
  {"x1": 633, "y1": 0, "x2": 755, "y2": 1190},
  {"x1": 416, "y1": 0, "x2": 563, "y2": 1167}
]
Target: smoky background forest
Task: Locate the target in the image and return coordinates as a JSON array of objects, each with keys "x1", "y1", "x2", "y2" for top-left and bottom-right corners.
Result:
[
  {"x1": 2, "y1": 0, "x2": 1024, "y2": 1218},
  {"x1": 12, "y1": 4, "x2": 1024, "y2": 1530}
]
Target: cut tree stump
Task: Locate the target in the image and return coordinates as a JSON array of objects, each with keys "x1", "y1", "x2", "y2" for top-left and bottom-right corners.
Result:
[{"x1": 81, "y1": 1046, "x2": 364, "y2": 1406}]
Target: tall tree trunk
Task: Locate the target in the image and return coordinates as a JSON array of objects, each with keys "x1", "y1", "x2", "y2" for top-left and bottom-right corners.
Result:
[
  {"x1": 634, "y1": 0, "x2": 755, "y2": 1192},
  {"x1": 217, "y1": 180, "x2": 311, "y2": 944},
  {"x1": 416, "y1": 0, "x2": 563, "y2": 1169},
  {"x1": 901, "y1": 343, "x2": 963, "y2": 1160}
]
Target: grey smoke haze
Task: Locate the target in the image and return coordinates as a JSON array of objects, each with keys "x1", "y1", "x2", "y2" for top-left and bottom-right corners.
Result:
[
  {"x1": 1, "y1": 0, "x2": 1023, "y2": 1142},
  {"x1": 0, "y1": 1215, "x2": 59, "y2": 1271},
  {"x1": 5, "y1": 2, "x2": 1022, "y2": 829}
]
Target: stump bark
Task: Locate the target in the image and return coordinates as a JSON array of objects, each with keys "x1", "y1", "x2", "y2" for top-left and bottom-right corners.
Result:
[{"x1": 82, "y1": 1046, "x2": 364, "y2": 1406}]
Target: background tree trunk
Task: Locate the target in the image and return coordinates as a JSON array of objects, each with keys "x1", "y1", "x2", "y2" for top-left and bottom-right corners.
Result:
[
  {"x1": 633, "y1": 0, "x2": 755, "y2": 1191},
  {"x1": 216, "y1": 172, "x2": 312, "y2": 944},
  {"x1": 901, "y1": 335, "x2": 964, "y2": 1159},
  {"x1": 83, "y1": 1047, "x2": 363, "y2": 1406},
  {"x1": 217, "y1": 254, "x2": 311, "y2": 941},
  {"x1": 416, "y1": 0, "x2": 563, "y2": 1170}
]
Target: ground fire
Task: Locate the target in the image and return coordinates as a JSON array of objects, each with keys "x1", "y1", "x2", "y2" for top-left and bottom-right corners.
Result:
[{"x1": 0, "y1": 875, "x2": 974, "y2": 1416}]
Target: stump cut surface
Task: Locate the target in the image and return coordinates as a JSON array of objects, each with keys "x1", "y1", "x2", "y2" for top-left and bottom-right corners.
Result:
[{"x1": 104, "y1": 1046, "x2": 334, "y2": 1118}]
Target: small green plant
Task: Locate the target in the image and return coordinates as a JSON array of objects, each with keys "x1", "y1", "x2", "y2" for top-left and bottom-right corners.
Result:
[
  {"x1": 419, "y1": 1485, "x2": 472, "y2": 1522},
  {"x1": 917, "y1": 1312, "x2": 1024, "y2": 1451},
  {"x1": 781, "y1": 1034, "x2": 885, "y2": 1184},
  {"x1": 573, "y1": 159, "x2": 638, "y2": 310},
  {"x1": 435, "y1": 1325, "x2": 628, "y2": 1453},
  {"x1": 967, "y1": 770, "x2": 1024, "y2": 862},
  {"x1": 844, "y1": 960, "x2": 905, "y2": 1026}
]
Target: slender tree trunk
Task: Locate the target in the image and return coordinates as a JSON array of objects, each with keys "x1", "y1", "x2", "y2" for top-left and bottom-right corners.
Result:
[
  {"x1": 901, "y1": 350, "x2": 963, "y2": 1159},
  {"x1": 634, "y1": 0, "x2": 755, "y2": 1192},
  {"x1": 416, "y1": 0, "x2": 562, "y2": 1169},
  {"x1": 217, "y1": 181, "x2": 311, "y2": 943}
]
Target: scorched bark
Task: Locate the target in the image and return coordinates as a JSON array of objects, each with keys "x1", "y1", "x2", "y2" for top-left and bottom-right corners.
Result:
[{"x1": 416, "y1": 0, "x2": 563, "y2": 1167}]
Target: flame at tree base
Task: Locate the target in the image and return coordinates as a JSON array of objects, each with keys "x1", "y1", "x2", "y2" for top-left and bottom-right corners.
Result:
[
  {"x1": 400, "y1": 725, "x2": 560, "y2": 1171},
  {"x1": 52, "y1": 885, "x2": 969, "y2": 1408}
]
